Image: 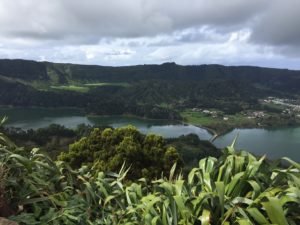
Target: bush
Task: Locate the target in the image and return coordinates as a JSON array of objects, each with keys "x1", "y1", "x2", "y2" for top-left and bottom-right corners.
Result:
[{"x1": 58, "y1": 126, "x2": 182, "y2": 180}]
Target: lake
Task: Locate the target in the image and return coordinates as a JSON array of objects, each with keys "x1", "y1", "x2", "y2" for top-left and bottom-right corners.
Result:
[
  {"x1": 1, "y1": 107, "x2": 299, "y2": 161},
  {"x1": 213, "y1": 128, "x2": 300, "y2": 161}
]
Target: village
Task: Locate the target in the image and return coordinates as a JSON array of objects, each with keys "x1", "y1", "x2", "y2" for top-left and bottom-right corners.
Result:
[
  {"x1": 190, "y1": 96, "x2": 300, "y2": 123},
  {"x1": 262, "y1": 96, "x2": 300, "y2": 117},
  {"x1": 191, "y1": 107, "x2": 267, "y2": 121}
]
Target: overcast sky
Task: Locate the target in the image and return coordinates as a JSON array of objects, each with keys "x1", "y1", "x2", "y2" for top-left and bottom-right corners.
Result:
[{"x1": 0, "y1": 0, "x2": 299, "y2": 69}]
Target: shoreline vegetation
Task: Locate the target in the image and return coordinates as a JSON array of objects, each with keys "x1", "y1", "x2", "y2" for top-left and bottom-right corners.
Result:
[
  {"x1": 181, "y1": 108, "x2": 300, "y2": 139},
  {"x1": 1, "y1": 106, "x2": 300, "y2": 142},
  {"x1": 0, "y1": 107, "x2": 242, "y2": 141},
  {"x1": 123, "y1": 109, "x2": 300, "y2": 142}
]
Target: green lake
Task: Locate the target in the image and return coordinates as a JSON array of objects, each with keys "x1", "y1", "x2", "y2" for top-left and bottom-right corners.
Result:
[{"x1": 1, "y1": 107, "x2": 299, "y2": 161}]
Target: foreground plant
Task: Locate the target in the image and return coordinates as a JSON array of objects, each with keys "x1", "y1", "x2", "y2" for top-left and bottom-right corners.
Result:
[{"x1": 0, "y1": 123, "x2": 299, "y2": 224}]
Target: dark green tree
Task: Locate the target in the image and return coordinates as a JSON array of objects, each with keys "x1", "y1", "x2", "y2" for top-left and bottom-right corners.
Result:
[{"x1": 58, "y1": 125, "x2": 182, "y2": 180}]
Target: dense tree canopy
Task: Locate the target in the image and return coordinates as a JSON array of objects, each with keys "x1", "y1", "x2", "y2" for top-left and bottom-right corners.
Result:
[{"x1": 58, "y1": 126, "x2": 182, "y2": 179}]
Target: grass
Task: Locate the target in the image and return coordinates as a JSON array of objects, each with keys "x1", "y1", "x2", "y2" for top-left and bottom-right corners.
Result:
[
  {"x1": 84, "y1": 82, "x2": 130, "y2": 87},
  {"x1": 260, "y1": 101, "x2": 285, "y2": 111},
  {"x1": 181, "y1": 111, "x2": 216, "y2": 126},
  {"x1": 181, "y1": 109, "x2": 256, "y2": 134},
  {"x1": 49, "y1": 82, "x2": 130, "y2": 93},
  {"x1": 0, "y1": 72, "x2": 130, "y2": 93},
  {"x1": 50, "y1": 85, "x2": 90, "y2": 93}
]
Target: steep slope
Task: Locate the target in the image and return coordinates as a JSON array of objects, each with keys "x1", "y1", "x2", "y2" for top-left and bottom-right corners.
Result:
[{"x1": 0, "y1": 59, "x2": 299, "y2": 118}]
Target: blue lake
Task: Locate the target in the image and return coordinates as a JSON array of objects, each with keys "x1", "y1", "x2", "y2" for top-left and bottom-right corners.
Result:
[{"x1": 1, "y1": 107, "x2": 299, "y2": 161}]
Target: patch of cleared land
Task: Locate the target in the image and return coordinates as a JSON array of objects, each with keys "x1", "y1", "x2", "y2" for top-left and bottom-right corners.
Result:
[
  {"x1": 50, "y1": 82, "x2": 130, "y2": 93},
  {"x1": 84, "y1": 82, "x2": 130, "y2": 87},
  {"x1": 181, "y1": 109, "x2": 256, "y2": 134},
  {"x1": 50, "y1": 85, "x2": 90, "y2": 93}
]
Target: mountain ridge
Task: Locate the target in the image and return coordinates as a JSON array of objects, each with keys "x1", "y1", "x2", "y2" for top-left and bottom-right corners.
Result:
[
  {"x1": 1, "y1": 58, "x2": 299, "y2": 71},
  {"x1": 0, "y1": 58, "x2": 300, "y2": 120}
]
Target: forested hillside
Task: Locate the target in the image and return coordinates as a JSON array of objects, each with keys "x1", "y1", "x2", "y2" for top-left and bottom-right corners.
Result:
[{"x1": 1, "y1": 59, "x2": 300, "y2": 119}]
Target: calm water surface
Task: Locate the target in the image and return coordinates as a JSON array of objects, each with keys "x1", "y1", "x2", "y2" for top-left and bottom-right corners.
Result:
[
  {"x1": 1, "y1": 107, "x2": 299, "y2": 161},
  {"x1": 213, "y1": 128, "x2": 300, "y2": 161}
]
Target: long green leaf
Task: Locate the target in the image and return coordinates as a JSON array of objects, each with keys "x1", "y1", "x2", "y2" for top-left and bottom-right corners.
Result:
[{"x1": 262, "y1": 197, "x2": 289, "y2": 225}]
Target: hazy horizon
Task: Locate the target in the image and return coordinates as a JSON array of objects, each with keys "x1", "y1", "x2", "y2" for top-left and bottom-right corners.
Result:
[{"x1": 1, "y1": 58, "x2": 300, "y2": 71}]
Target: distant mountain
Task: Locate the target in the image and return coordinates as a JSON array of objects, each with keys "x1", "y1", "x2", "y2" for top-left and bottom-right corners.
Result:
[{"x1": 0, "y1": 59, "x2": 300, "y2": 119}]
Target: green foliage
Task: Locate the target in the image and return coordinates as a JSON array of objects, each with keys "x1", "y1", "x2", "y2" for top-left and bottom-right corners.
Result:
[
  {"x1": 58, "y1": 126, "x2": 183, "y2": 180},
  {"x1": 1, "y1": 59, "x2": 300, "y2": 120},
  {"x1": 1, "y1": 124, "x2": 78, "y2": 158},
  {"x1": 0, "y1": 126, "x2": 299, "y2": 224},
  {"x1": 0, "y1": 59, "x2": 48, "y2": 80},
  {"x1": 167, "y1": 134, "x2": 220, "y2": 171},
  {"x1": 0, "y1": 117, "x2": 16, "y2": 149}
]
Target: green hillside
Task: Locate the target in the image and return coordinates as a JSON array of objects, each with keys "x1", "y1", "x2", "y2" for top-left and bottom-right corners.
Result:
[{"x1": 1, "y1": 59, "x2": 300, "y2": 124}]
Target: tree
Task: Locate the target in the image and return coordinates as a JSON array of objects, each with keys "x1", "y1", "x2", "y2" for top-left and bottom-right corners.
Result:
[{"x1": 58, "y1": 125, "x2": 182, "y2": 180}]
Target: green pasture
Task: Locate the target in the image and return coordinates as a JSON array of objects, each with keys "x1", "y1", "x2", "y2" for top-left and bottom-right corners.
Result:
[{"x1": 50, "y1": 82, "x2": 130, "y2": 93}]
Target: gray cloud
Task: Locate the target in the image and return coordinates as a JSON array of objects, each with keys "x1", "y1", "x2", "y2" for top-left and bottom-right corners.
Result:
[
  {"x1": 0, "y1": 0, "x2": 299, "y2": 68},
  {"x1": 250, "y1": 0, "x2": 300, "y2": 47},
  {"x1": 0, "y1": 0, "x2": 269, "y2": 42}
]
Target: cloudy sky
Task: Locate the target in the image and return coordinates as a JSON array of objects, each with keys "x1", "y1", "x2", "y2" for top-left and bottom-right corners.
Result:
[{"x1": 0, "y1": 0, "x2": 299, "y2": 69}]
